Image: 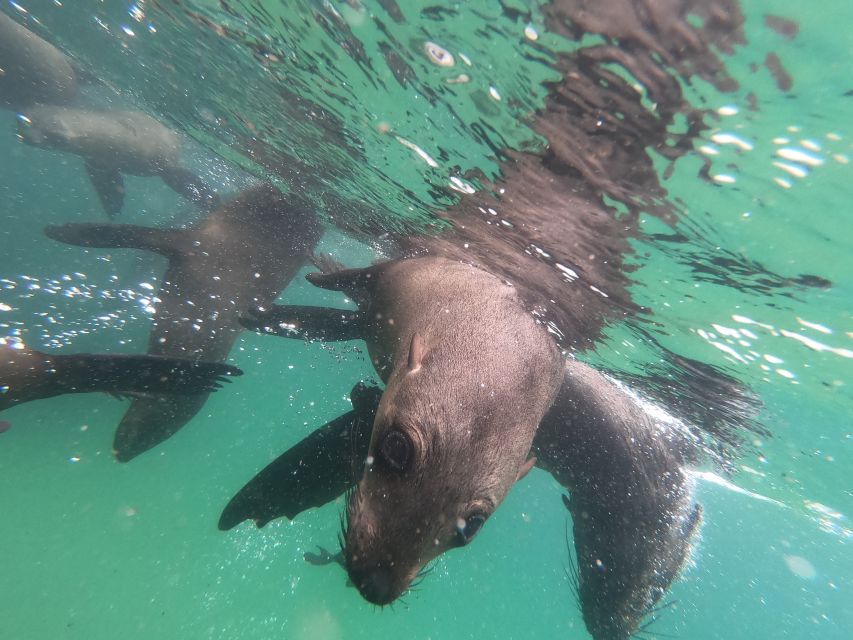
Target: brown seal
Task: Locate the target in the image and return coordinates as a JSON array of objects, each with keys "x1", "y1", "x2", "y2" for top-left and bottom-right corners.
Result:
[
  {"x1": 225, "y1": 256, "x2": 703, "y2": 639},
  {"x1": 44, "y1": 183, "x2": 321, "y2": 460},
  {"x1": 235, "y1": 256, "x2": 565, "y2": 603}
]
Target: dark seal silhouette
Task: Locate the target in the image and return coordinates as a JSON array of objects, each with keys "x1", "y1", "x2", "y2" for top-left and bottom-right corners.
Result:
[
  {"x1": 0, "y1": 342, "x2": 241, "y2": 412},
  {"x1": 44, "y1": 183, "x2": 322, "y2": 461},
  {"x1": 0, "y1": 12, "x2": 78, "y2": 110}
]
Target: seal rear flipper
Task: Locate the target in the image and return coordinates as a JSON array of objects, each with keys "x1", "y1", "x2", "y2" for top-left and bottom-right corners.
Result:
[
  {"x1": 160, "y1": 165, "x2": 220, "y2": 212},
  {"x1": 52, "y1": 354, "x2": 242, "y2": 396},
  {"x1": 305, "y1": 264, "x2": 380, "y2": 302},
  {"x1": 113, "y1": 391, "x2": 212, "y2": 462},
  {"x1": 219, "y1": 382, "x2": 381, "y2": 530},
  {"x1": 44, "y1": 222, "x2": 190, "y2": 259},
  {"x1": 239, "y1": 305, "x2": 365, "y2": 342},
  {"x1": 85, "y1": 161, "x2": 125, "y2": 218}
]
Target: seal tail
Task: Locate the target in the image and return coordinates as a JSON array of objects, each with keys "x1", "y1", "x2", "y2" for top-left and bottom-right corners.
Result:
[{"x1": 44, "y1": 223, "x2": 189, "y2": 259}]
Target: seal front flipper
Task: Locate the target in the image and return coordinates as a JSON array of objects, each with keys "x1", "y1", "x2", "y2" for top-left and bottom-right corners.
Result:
[
  {"x1": 85, "y1": 161, "x2": 125, "y2": 219},
  {"x1": 219, "y1": 382, "x2": 381, "y2": 530},
  {"x1": 45, "y1": 223, "x2": 189, "y2": 259},
  {"x1": 533, "y1": 360, "x2": 699, "y2": 640},
  {"x1": 160, "y1": 165, "x2": 220, "y2": 212},
  {"x1": 304, "y1": 546, "x2": 345, "y2": 567},
  {"x1": 239, "y1": 305, "x2": 365, "y2": 342}
]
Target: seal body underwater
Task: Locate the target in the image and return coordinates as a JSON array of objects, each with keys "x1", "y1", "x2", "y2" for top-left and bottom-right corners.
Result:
[
  {"x1": 0, "y1": 12, "x2": 78, "y2": 110},
  {"x1": 44, "y1": 183, "x2": 322, "y2": 460},
  {"x1": 237, "y1": 256, "x2": 566, "y2": 604},
  {"x1": 226, "y1": 256, "x2": 703, "y2": 639},
  {"x1": 0, "y1": 342, "x2": 241, "y2": 412},
  {"x1": 19, "y1": 104, "x2": 219, "y2": 216}
]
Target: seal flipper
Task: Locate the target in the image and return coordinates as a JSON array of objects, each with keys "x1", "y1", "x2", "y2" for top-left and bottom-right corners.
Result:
[
  {"x1": 45, "y1": 223, "x2": 189, "y2": 259},
  {"x1": 0, "y1": 350, "x2": 241, "y2": 411},
  {"x1": 533, "y1": 360, "x2": 699, "y2": 640},
  {"x1": 160, "y1": 165, "x2": 220, "y2": 212},
  {"x1": 85, "y1": 161, "x2": 125, "y2": 218},
  {"x1": 239, "y1": 305, "x2": 365, "y2": 342},
  {"x1": 51, "y1": 354, "x2": 242, "y2": 396},
  {"x1": 219, "y1": 382, "x2": 381, "y2": 530},
  {"x1": 305, "y1": 265, "x2": 380, "y2": 305}
]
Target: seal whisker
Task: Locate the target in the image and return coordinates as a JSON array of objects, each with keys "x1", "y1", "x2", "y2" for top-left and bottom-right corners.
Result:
[
  {"x1": 633, "y1": 615, "x2": 678, "y2": 640},
  {"x1": 643, "y1": 599, "x2": 677, "y2": 617},
  {"x1": 562, "y1": 516, "x2": 580, "y2": 607}
]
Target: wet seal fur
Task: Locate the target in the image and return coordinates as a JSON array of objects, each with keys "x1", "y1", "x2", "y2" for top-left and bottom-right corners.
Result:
[
  {"x1": 227, "y1": 256, "x2": 702, "y2": 639},
  {"x1": 0, "y1": 12, "x2": 78, "y2": 110},
  {"x1": 237, "y1": 256, "x2": 565, "y2": 604},
  {"x1": 19, "y1": 104, "x2": 219, "y2": 217},
  {"x1": 0, "y1": 342, "x2": 241, "y2": 412},
  {"x1": 44, "y1": 183, "x2": 321, "y2": 461}
]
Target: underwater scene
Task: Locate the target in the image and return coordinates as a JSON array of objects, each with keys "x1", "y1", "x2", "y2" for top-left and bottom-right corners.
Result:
[{"x1": 1, "y1": 1, "x2": 850, "y2": 639}]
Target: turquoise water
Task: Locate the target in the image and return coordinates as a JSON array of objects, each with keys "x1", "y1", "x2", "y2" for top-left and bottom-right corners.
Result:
[{"x1": 1, "y1": 1, "x2": 851, "y2": 639}]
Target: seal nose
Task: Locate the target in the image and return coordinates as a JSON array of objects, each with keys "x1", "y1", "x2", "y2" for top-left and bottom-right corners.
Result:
[{"x1": 351, "y1": 567, "x2": 395, "y2": 605}]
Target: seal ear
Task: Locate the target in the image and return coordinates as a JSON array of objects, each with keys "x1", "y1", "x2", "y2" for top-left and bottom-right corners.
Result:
[
  {"x1": 515, "y1": 456, "x2": 537, "y2": 481},
  {"x1": 407, "y1": 333, "x2": 425, "y2": 372}
]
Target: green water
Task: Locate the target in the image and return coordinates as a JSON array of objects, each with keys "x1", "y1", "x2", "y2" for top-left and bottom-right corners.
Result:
[{"x1": 1, "y1": 1, "x2": 851, "y2": 639}]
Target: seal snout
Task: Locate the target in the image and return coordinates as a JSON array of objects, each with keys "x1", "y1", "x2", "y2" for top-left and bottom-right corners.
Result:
[{"x1": 349, "y1": 566, "x2": 397, "y2": 605}]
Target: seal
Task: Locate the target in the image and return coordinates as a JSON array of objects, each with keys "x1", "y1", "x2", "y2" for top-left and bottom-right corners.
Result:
[
  {"x1": 224, "y1": 258, "x2": 702, "y2": 640},
  {"x1": 0, "y1": 12, "x2": 78, "y2": 110},
  {"x1": 0, "y1": 342, "x2": 241, "y2": 412},
  {"x1": 44, "y1": 183, "x2": 322, "y2": 461},
  {"x1": 235, "y1": 256, "x2": 566, "y2": 605},
  {"x1": 19, "y1": 104, "x2": 219, "y2": 217}
]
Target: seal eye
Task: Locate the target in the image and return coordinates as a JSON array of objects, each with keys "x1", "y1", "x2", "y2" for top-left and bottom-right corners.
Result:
[
  {"x1": 455, "y1": 513, "x2": 487, "y2": 546},
  {"x1": 379, "y1": 430, "x2": 411, "y2": 472}
]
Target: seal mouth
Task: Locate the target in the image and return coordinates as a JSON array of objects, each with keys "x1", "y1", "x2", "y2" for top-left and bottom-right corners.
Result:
[{"x1": 348, "y1": 566, "x2": 398, "y2": 605}]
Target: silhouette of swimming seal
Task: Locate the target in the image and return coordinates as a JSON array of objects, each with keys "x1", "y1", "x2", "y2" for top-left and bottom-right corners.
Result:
[
  {"x1": 0, "y1": 342, "x2": 241, "y2": 412},
  {"x1": 19, "y1": 104, "x2": 219, "y2": 216},
  {"x1": 44, "y1": 183, "x2": 321, "y2": 460},
  {"x1": 0, "y1": 12, "x2": 78, "y2": 110}
]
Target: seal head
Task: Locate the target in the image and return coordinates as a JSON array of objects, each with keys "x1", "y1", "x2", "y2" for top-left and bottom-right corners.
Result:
[{"x1": 344, "y1": 322, "x2": 559, "y2": 604}]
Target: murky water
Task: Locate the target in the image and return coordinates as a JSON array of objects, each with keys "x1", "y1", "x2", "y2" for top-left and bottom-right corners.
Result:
[{"x1": 1, "y1": 1, "x2": 850, "y2": 639}]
